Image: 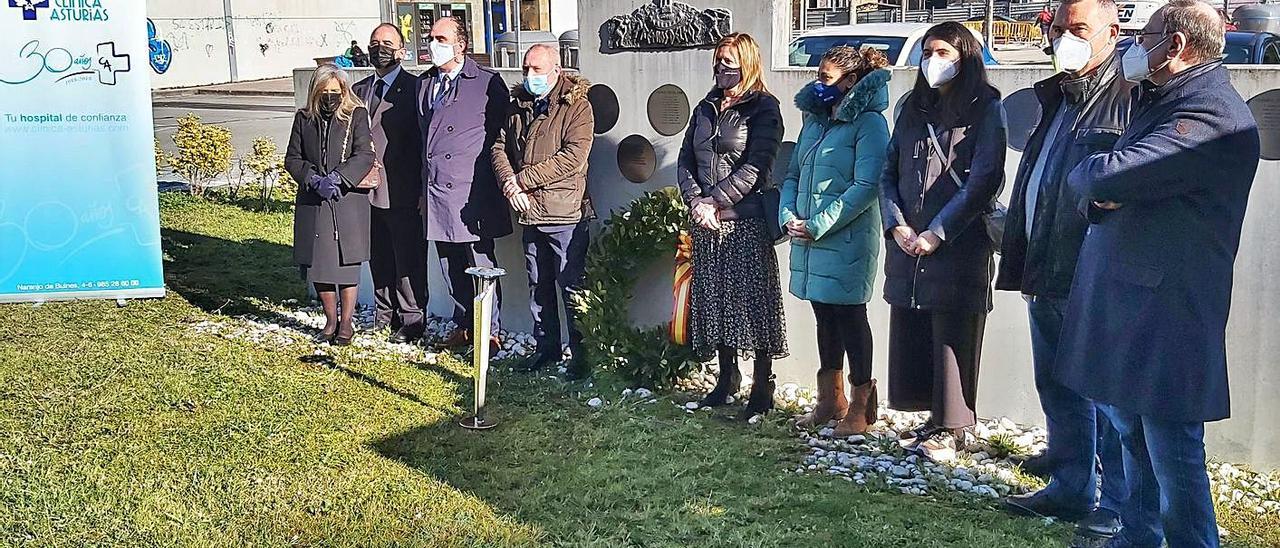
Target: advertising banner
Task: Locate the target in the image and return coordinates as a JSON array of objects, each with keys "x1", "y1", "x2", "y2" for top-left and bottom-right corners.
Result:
[{"x1": 0, "y1": 0, "x2": 164, "y2": 303}]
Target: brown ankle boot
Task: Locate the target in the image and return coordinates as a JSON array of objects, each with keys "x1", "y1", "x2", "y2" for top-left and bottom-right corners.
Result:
[
  {"x1": 834, "y1": 379, "x2": 878, "y2": 436},
  {"x1": 796, "y1": 370, "x2": 849, "y2": 428}
]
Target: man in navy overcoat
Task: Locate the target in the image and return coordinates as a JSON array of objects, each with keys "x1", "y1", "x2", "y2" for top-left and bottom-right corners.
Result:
[{"x1": 1055, "y1": 2, "x2": 1260, "y2": 545}]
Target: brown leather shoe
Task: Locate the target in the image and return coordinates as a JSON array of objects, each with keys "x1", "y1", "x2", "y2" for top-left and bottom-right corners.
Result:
[
  {"x1": 834, "y1": 379, "x2": 877, "y2": 437},
  {"x1": 796, "y1": 369, "x2": 849, "y2": 428},
  {"x1": 437, "y1": 328, "x2": 471, "y2": 349}
]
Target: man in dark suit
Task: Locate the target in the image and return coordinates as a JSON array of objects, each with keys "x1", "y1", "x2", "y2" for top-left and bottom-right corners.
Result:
[
  {"x1": 418, "y1": 16, "x2": 512, "y2": 350},
  {"x1": 996, "y1": 0, "x2": 1130, "y2": 536},
  {"x1": 354, "y1": 23, "x2": 427, "y2": 343},
  {"x1": 1056, "y1": 1, "x2": 1260, "y2": 545}
]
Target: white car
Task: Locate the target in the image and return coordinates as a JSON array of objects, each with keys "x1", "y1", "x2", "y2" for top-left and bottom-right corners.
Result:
[
  {"x1": 788, "y1": 23, "x2": 999, "y2": 68},
  {"x1": 1117, "y1": 0, "x2": 1163, "y2": 33}
]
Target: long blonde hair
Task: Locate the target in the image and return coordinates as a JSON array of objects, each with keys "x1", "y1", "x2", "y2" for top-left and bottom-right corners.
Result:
[
  {"x1": 305, "y1": 64, "x2": 363, "y2": 122},
  {"x1": 716, "y1": 33, "x2": 769, "y2": 95}
]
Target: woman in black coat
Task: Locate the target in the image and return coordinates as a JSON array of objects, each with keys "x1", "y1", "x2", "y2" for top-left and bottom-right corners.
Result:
[
  {"x1": 677, "y1": 33, "x2": 787, "y2": 418},
  {"x1": 878, "y1": 22, "x2": 1006, "y2": 461},
  {"x1": 285, "y1": 64, "x2": 375, "y2": 346}
]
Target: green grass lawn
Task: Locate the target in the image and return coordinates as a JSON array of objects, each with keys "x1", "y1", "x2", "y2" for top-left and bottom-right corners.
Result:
[{"x1": 0, "y1": 194, "x2": 1267, "y2": 546}]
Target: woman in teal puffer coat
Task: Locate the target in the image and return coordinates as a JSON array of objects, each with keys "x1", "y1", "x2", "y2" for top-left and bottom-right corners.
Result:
[{"x1": 780, "y1": 46, "x2": 891, "y2": 436}]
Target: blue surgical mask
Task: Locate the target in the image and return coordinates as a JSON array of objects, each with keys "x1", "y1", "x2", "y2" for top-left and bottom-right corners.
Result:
[
  {"x1": 811, "y1": 81, "x2": 844, "y2": 106},
  {"x1": 524, "y1": 73, "x2": 552, "y2": 97}
]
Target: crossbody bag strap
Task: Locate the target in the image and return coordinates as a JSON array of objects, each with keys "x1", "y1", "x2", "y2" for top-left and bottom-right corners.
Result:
[
  {"x1": 925, "y1": 122, "x2": 964, "y2": 189},
  {"x1": 340, "y1": 115, "x2": 352, "y2": 163}
]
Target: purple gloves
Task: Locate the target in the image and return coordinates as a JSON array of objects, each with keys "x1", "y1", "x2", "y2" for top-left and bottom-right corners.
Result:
[{"x1": 307, "y1": 172, "x2": 342, "y2": 201}]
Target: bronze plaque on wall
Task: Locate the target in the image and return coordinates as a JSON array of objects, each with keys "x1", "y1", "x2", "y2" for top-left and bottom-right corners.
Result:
[
  {"x1": 588, "y1": 84, "x2": 621, "y2": 135},
  {"x1": 647, "y1": 84, "x2": 691, "y2": 137},
  {"x1": 617, "y1": 134, "x2": 657, "y2": 183},
  {"x1": 1248, "y1": 89, "x2": 1280, "y2": 161}
]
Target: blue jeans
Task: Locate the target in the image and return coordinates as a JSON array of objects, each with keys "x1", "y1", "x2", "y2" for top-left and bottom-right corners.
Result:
[
  {"x1": 1027, "y1": 296, "x2": 1126, "y2": 513},
  {"x1": 1101, "y1": 404, "x2": 1219, "y2": 548}
]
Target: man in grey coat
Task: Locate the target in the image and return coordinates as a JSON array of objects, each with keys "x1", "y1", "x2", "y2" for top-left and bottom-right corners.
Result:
[
  {"x1": 417, "y1": 16, "x2": 512, "y2": 349},
  {"x1": 1056, "y1": 1, "x2": 1259, "y2": 545}
]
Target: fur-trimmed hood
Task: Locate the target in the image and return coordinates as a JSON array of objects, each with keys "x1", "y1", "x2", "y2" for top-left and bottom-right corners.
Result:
[
  {"x1": 511, "y1": 72, "x2": 591, "y2": 105},
  {"x1": 794, "y1": 68, "x2": 891, "y2": 122}
]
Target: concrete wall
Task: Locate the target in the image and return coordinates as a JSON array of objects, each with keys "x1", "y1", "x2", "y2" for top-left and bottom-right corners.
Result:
[
  {"x1": 148, "y1": 0, "x2": 381, "y2": 88},
  {"x1": 295, "y1": 0, "x2": 1280, "y2": 469}
]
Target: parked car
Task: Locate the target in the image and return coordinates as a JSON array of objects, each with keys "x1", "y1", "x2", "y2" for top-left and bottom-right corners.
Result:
[
  {"x1": 788, "y1": 23, "x2": 1000, "y2": 67},
  {"x1": 1117, "y1": 0, "x2": 1163, "y2": 33},
  {"x1": 1117, "y1": 31, "x2": 1280, "y2": 64}
]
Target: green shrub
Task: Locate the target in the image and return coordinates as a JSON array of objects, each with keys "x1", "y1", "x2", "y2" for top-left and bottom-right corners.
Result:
[{"x1": 169, "y1": 114, "x2": 233, "y2": 197}]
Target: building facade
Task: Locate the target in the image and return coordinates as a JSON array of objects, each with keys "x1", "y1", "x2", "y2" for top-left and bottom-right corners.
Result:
[{"x1": 146, "y1": 0, "x2": 576, "y2": 89}]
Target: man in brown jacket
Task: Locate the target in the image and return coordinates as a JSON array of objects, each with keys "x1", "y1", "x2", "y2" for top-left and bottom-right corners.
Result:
[{"x1": 492, "y1": 43, "x2": 595, "y2": 379}]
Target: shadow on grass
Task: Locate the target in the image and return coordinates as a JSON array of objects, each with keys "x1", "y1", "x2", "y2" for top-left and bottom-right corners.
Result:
[
  {"x1": 369, "y1": 375, "x2": 1073, "y2": 547},
  {"x1": 301, "y1": 354, "x2": 448, "y2": 412},
  {"x1": 210, "y1": 193, "x2": 297, "y2": 215},
  {"x1": 162, "y1": 228, "x2": 306, "y2": 316},
  {"x1": 407, "y1": 359, "x2": 471, "y2": 386}
]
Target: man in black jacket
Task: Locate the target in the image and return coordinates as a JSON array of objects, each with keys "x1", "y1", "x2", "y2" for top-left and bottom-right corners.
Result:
[
  {"x1": 353, "y1": 24, "x2": 426, "y2": 343},
  {"x1": 996, "y1": 0, "x2": 1130, "y2": 536}
]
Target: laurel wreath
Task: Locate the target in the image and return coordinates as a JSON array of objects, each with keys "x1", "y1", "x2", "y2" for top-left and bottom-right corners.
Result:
[{"x1": 572, "y1": 187, "x2": 703, "y2": 387}]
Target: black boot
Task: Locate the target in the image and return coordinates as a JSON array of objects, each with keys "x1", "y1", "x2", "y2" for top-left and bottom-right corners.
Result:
[
  {"x1": 514, "y1": 350, "x2": 556, "y2": 373},
  {"x1": 740, "y1": 352, "x2": 776, "y2": 419},
  {"x1": 564, "y1": 343, "x2": 590, "y2": 381},
  {"x1": 698, "y1": 347, "x2": 741, "y2": 407}
]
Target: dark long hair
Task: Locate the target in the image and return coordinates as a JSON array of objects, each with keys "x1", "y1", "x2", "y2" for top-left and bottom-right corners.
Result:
[{"x1": 907, "y1": 22, "x2": 998, "y2": 125}]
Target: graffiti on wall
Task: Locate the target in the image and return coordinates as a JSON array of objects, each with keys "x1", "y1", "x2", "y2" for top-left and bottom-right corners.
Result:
[
  {"x1": 249, "y1": 16, "x2": 358, "y2": 57},
  {"x1": 154, "y1": 18, "x2": 222, "y2": 59},
  {"x1": 146, "y1": 18, "x2": 173, "y2": 74}
]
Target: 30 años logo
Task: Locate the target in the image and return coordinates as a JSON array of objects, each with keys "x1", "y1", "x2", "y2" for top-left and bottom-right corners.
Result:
[
  {"x1": 8, "y1": 0, "x2": 109, "y2": 22},
  {"x1": 0, "y1": 40, "x2": 130, "y2": 86}
]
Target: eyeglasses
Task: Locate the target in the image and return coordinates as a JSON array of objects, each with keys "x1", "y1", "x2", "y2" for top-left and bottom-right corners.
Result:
[{"x1": 1135, "y1": 29, "x2": 1167, "y2": 46}]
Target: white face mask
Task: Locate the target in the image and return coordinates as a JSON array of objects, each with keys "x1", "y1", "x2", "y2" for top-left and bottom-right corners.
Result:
[
  {"x1": 430, "y1": 41, "x2": 457, "y2": 67},
  {"x1": 922, "y1": 57, "x2": 958, "y2": 88},
  {"x1": 1121, "y1": 34, "x2": 1169, "y2": 84},
  {"x1": 1052, "y1": 26, "x2": 1110, "y2": 73}
]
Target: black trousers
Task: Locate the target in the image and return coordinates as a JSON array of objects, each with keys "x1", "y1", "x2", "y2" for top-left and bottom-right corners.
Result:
[
  {"x1": 811, "y1": 302, "x2": 873, "y2": 385},
  {"x1": 434, "y1": 238, "x2": 500, "y2": 331},
  {"x1": 370, "y1": 207, "x2": 426, "y2": 330},
  {"x1": 522, "y1": 222, "x2": 589, "y2": 355},
  {"x1": 887, "y1": 306, "x2": 986, "y2": 429}
]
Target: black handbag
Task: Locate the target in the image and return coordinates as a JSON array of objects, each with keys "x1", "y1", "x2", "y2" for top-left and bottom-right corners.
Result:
[
  {"x1": 759, "y1": 187, "x2": 789, "y2": 245},
  {"x1": 925, "y1": 122, "x2": 1007, "y2": 252}
]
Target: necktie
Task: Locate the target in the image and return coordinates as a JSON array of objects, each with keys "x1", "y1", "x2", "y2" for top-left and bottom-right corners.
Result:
[
  {"x1": 433, "y1": 75, "x2": 451, "y2": 109},
  {"x1": 370, "y1": 79, "x2": 386, "y2": 113}
]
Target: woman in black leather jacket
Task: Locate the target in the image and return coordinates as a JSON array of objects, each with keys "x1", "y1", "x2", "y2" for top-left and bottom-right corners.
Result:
[
  {"x1": 677, "y1": 32, "x2": 787, "y2": 418},
  {"x1": 878, "y1": 22, "x2": 1007, "y2": 461}
]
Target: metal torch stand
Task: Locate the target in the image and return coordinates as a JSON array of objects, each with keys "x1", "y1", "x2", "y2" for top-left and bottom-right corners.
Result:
[{"x1": 459, "y1": 266, "x2": 506, "y2": 430}]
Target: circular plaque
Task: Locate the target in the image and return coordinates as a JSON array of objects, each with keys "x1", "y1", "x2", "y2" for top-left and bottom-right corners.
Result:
[
  {"x1": 617, "y1": 134, "x2": 657, "y2": 183},
  {"x1": 1002, "y1": 88, "x2": 1042, "y2": 153},
  {"x1": 647, "y1": 84, "x2": 691, "y2": 137},
  {"x1": 1247, "y1": 89, "x2": 1280, "y2": 161},
  {"x1": 588, "y1": 84, "x2": 620, "y2": 135}
]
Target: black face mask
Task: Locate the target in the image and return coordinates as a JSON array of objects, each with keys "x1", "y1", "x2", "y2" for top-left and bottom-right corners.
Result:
[
  {"x1": 319, "y1": 93, "x2": 342, "y2": 117},
  {"x1": 369, "y1": 45, "x2": 399, "y2": 70},
  {"x1": 714, "y1": 63, "x2": 742, "y2": 90}
]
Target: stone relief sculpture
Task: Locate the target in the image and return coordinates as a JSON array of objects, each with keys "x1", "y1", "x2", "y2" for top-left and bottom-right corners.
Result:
[{"x1": 602, "y1": 0, "x2": 732, "y2": 52}]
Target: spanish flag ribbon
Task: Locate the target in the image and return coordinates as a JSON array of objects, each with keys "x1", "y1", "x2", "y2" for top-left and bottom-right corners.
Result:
[{"x1": 669, "y1": 231, "x2": 693, "y2": 345}]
